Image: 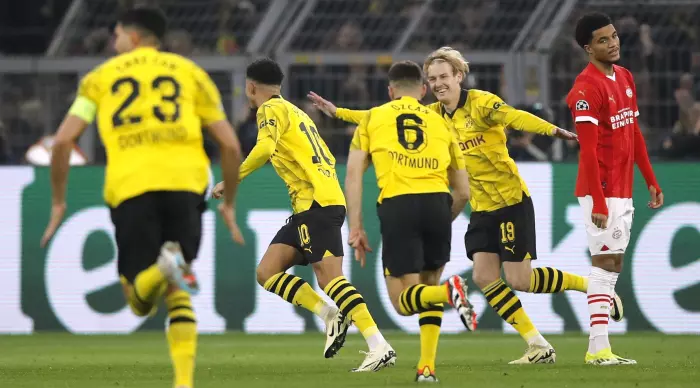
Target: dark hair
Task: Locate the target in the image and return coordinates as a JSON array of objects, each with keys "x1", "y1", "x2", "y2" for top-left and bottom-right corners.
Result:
[
  {"x1": 246, "y1": 58, "x2": 284, "y2": 86},
  {"x1": 388, "y1": 61, "x2": 424, "y2": 85},
  {"x1": 575, "y1": 12, "x2": 613, "y2": 48},
  {"x1": 119, "y1": 7, "x2": 168, "y2": 41}
]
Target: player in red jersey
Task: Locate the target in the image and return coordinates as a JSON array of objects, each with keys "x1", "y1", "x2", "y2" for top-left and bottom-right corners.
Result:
[{"x1": 566, "y1": 12, "x2": 663, "y2": 365}]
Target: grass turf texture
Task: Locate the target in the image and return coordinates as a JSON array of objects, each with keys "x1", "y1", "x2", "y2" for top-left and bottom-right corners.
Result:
[{"x1": 0, "y1": 333, "x2": 698, "y2": 387}]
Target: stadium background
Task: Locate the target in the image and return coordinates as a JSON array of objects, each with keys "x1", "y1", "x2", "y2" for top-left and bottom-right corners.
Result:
[{"x1": 0, "y1": 0, "x2": 699, "y2": 335}]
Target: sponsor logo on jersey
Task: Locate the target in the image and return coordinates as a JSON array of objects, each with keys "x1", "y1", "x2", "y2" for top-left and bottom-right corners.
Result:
[
  {"x1": 610, "y1": 109, "x2": 635, "y2": 130},
  {"x1": 259, "y1": 119, "x2": 276, "y2": 129},
  {"x1": 458, "y1": 134, "x2": 486, "y2": 151}
]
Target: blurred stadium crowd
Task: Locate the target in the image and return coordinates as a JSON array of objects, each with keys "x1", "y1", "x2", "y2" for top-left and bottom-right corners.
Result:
[{"x1": 1, "y1": 0, "x2": 699, "y2": 164}]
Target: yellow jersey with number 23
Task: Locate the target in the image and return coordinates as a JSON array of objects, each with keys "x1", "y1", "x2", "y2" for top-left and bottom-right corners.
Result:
[{"x1": 74, "y1": 46, "x2": 225, "y2": 207}]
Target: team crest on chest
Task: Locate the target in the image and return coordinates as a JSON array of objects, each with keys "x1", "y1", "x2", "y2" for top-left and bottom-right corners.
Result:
[
  {"x1": 465, "y1": 116, "x2": 474, "y2": 129},
  {"x1": 626, "y1": 87, "x2": 633, "y2": 98}
]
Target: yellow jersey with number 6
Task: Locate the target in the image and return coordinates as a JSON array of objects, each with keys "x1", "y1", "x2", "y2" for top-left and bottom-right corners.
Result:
[
  {"x1": 350, "y1": 96, "x2": 465, "y2": 203},
  {"x1": 76, "y1": 46, "x2": 225, "y2": 207},
  {"x1": 256, "y1": 96, "x2": 345, "y2": 213}
]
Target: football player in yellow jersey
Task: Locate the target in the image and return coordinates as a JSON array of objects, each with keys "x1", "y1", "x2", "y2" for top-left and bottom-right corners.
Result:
[
  {"x1": 212, "y1": 58, "x2": 396, "y2": 372},
  {"x1": 309, "y1": 47, "x2": 622, "y2": 364},
  {"x1": 344, "y1": 61, "x2": 475, "y2": 382},
  {"x1": 39, "y1": 8, "x2": 244, "y2": 388}
]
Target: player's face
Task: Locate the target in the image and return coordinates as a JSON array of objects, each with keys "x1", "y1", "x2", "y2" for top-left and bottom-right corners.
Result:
[
  {"x1": 587, "y1": 24, "x2": 620, "y2": 64},
  {"x1": 113, "y1": 24, "x2": 134, "y2": 54},
  {"x1": 426, "y1": 61, "x2": 463, "y2": 103}
]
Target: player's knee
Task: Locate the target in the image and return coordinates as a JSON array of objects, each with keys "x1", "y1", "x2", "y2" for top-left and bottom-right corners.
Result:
[
  {"x1": 256, "y1": 265, "x2": 273, "y2": 287},
  {"x1": 472, "y1": 269, "x2": 498, "y2": 290}
]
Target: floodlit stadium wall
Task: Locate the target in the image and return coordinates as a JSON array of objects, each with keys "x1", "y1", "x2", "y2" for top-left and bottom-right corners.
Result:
[{"x1": 1, "y1": 163, "x2": 699, "y2": 334}]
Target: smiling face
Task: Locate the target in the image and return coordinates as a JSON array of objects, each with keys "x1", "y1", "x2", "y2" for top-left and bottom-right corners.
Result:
[
  {"x1": 586, "y1": 24, "x2": 621, "y2": 64},
  {"x1": 426, "y1": 60, "x2": 463, "y2": 104}
]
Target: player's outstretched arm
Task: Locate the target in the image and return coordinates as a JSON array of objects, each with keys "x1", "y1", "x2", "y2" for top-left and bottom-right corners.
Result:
[
  {"x1": 485, "y1": 95, "x2": 577, "y2": 140},
  {"x1": 41, "y1": 114, "x2": 89, "y2": 248},
  {"x1": 307, "y1": 91, "x2": 368, "y2": 124},
  {"x1": 208, "y1": 120, "x2": 245, "y2": 245},
  {"x1": 633, "y1": 122, "x2": 663, "y2": 209}
]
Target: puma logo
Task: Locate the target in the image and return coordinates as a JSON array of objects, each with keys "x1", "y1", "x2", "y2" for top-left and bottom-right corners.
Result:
[
  {"x1": 505, "y1": 245, "x2": 515, "y2": 254},
  {"x1": 304, "y1": 247, "x2": 313, "y2": 254},
  {"x1": 578, "y1": 90, "x2": 585, "y2": 96},
  {"x1": 609, "y1": 96, "x2": 615, "y2": 103}
]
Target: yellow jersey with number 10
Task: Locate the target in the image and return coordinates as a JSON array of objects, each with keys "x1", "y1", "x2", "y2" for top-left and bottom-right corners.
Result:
[
  {"x1": 255, "y1": 96, "x2": 345, "y2": 213},
  {"x1": 76, "y1": 46, "x2": 225, "y2": 207}
]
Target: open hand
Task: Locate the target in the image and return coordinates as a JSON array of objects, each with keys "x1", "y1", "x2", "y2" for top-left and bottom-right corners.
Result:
[
  {"x1": 218, "y1": 202, "x2": 245, "y2": 245},
  {"x1": 554, "y1": 127, "x2": 578, "y2": 141},
  {"x1": 307, "y1": 91, "x2": 337, "y2": 118},
  {"x1": 41, "y1": 202, "x2": 67, "y2": 248}
]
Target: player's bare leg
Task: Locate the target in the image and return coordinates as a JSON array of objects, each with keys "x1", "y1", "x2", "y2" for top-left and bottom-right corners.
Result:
[
  {"x1": 585, "y1": 253, "x2": 636, "y2": 365},
  {"x1": 472, "y1": 253, "x2": 555, "y2": 364},
  {"x1": 256, "y1": 244, "x2": 341, "y2": 356},
  {"x1": 314, "y1": 256, "x2": 396, "y2": 372}
]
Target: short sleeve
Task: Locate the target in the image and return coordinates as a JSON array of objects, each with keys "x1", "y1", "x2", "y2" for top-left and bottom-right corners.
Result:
[
  {"x1": 567, "y1": 81, "x2": 603, "y2": 126},
  {"x1": 77, "y1": 69, "x2": 102, "y2": 104},
  {"x1": 350, "y1": 112, "x2": 370, "y2": 152},
  {"x1": 193, "y1": 66, "x2": 227, "y2": 126}
]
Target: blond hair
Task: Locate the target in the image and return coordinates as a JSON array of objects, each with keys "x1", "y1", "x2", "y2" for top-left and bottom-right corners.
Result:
[{"x1": 423, "y1": 47, "x2": 470, "y2": 77}]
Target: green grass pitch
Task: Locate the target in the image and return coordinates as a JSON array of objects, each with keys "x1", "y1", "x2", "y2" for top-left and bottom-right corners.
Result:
[{"x1": 1, "y1": 332, "x2": 698, "y2": 387}]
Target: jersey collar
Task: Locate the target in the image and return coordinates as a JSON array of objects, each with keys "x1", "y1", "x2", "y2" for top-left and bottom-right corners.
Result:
[
  {"x1": 397, "y1": 95, "x2": 419, "y2": 102},
  {"x1": 586, "y1": 62, "x2": 617, "y2": 81},
  {"x1": 441, "y1": 89, "x2": 468, "y2": 119},
  {"x1": 269, "y1": 95, "x2": 282, "y2": 100}
]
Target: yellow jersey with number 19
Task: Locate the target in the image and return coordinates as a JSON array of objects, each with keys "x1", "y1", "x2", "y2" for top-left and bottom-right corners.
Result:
[
  {"x1": 350, "y1": 96, "x2": 466, "y2": 203},
  {"x1": 75, "y1": 46, "x2": 225, "y2": 207},
  {"x1": 254, "y1": 96, "x2": 345, "y2": 213}
]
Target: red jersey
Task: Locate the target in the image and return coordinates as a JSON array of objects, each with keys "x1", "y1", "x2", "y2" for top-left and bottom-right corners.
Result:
[{"x1": 566, "y1": 63, "x2": 638, "y2": 199}]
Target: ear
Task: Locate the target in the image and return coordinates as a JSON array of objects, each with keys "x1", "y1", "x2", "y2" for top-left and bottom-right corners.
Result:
[
  {"x1": 420, "y1": 83, "x2": 427, "y2": 99},
  {"x1": 455, "y1": 71, "x2": 464, "y2": 85},
  {"x1": 584, "y1": 44, "x2": 593, "y2": 55},
  {"x1": 128, "y1": 30, "x2": 140, "y2": 46},
  {"x1": 387, "y1": 85, "x2": 394, "y2": 100}
]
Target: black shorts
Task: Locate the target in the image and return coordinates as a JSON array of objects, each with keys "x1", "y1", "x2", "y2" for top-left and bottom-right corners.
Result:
[
  {"x1": 464, "y1": 193, "x2": 537, "y2": 262},
  {"x1": 377, "y1": 193, "x2": 452, "y2": 277},
  {"x1": 270, "y1": 203, "x2": 345, "y2": 265},
  {"x1": 110, "y1": 191, "x2": 206, "y2": 283}
]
